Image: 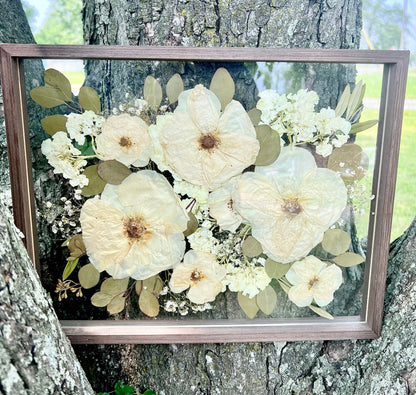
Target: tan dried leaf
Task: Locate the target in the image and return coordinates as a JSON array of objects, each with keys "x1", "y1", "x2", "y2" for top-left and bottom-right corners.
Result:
[
  {"x1": 247, "y1": 108, "x2": 262, "y2": 127},
  {"x1": 237, "y1": 292, "x2": 259, "y2": 319},
  {"x1": 166, "y1": 73, "x2": 184, "y2": 104},
  {"x1": 254, "y1": 124, "x2": 281, "y2": 166},
  {"x1": 183, "y1": 212, "x2": 198, "y2": 237},
  {"x1": 44, "y1": 68, "x2": 72, "y2": 101},
  {"x1": 143, "y1": 76, "x2": 163, "y2": 111},
  {"x1": 265, "y1": 258, "x2": 290, "y2": 279},
  {"x1": 91, "y1": 291, "x2": 113, "y2": 307},
  {"x1": 241, "y1": 235, "x2": 263, "y2": 258},
  {"x1": 97, "y1": 160, "x2": 132, "y2": 185},
  {"x1": 139, "y1": 289, "x2": 159, "y2": 317},
  {"x1": 101, "y1": 277, "x2": 129, "y2": 295},
  {"x1": 41, "y1": 114, "x2": 68, "y2": 136},
  {"x1": 30, "y1": 86, "x2": 66, "y2": 108},
  {"x1": 107, "y1": 294, "x2": 126, "y2": 315},
  {"x1": 78, "y1": 86, "x2": 101, "y2": 114},
  {"x1": 256, "y1": 285, "x2": 277, "y2": 315},
  {"x1": 78, "y1": 263, "x2": 100, "y2": 289},
  {"x1": 81, "y1": 165, "x2": 106, "y2": 197},
  {"x1": 333, "y1": 252, "x2": 365, "y2": 267},
  {"x1": 308, "y1": 304, "x2": 334, "y2": 319},
  {"x1": 209, "y1": 67, "x2": 235, "y2": 111},
  {"x1": 322, "y1": 229, "x2": 351, "y2": 256}
]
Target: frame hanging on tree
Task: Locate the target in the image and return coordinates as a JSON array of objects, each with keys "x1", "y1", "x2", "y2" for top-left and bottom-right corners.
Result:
[{"x1": 0, "y1": 44, "x2": 409, "y2": 344}]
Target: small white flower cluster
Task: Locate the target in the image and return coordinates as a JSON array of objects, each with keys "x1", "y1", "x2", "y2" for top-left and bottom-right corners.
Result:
[
  {"x1": 41, "y1": 132, "x2": 89, "y2": 187},
  {"x1": 66, "y1": 110, "x2": 105, "y2": 145},
  {"x1": 187, "y1": 220, "x2": 218, "y2": 253},
  {"x1": 49, "y1": 195, "x2": 82, "y2": 238},
  {"x1": 346, "y1": 180, "x2": 375, "y2": 216},
  {"x1": 163, "y1": 299, "x2": 213, "y2": 315},
  {"x1": 112, "y1": 97, "x2": 149, "y2": 118},
  {"x1": 256, "y1": 89, "x2": 351, "y2": 156}
]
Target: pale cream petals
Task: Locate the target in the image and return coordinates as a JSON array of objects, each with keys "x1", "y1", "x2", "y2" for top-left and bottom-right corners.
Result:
[
  {"x1": 169, "y1": 250, "x2": 226, "y2": 304},
  {"x1": 286, "y1": 256, "x2": 343, "y2": 307},
  {"x1": 96, "y1": 114, "x2": 151, "y2": 167}
]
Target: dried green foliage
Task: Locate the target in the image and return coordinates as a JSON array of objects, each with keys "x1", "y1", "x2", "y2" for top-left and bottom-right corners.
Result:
[
  {"x1": 41, "y1": 114, "x2": 68, "y2": 135},
  {"x1": 139, "y1": 289, "x2": 159, "y2": 317},
  {"x1": 183, "y1": 212, "x2": 198, "y2": 237},
  {"x1": 81, "y1": 164, "x2": 106, "y2": 197},
  {"x1": 333, "y1": 252, "x2": 365, "y2": 267},
  {"x1": 256, "y1": 285, "x2": 277, "y2": 315},
  {"x1": 62, "y1": 257, "x2": 79, "y2": 281},
  {"x1": 101, "y1": 277, "x2": 129, "y2": 295},
  {"x1": 237, "y1": 292, "x2": 259, "y2": 319},
  {"x1": 90, "y1": 292, "x2": 113, "y2": 307},
  {"x1": 67, "y1": 234, "x2": 86, "y2": 258},
  {"x1": 78, "y1": 263, "x2": 100, "y2": 289},
  {"x1": 135, "y1": 275, "x2": 163, "y2": 297},
  {"x1": 308, "y1": 304, "x2": 334, "y2": 319},
  {"x1": 241, "y1": 235, "x2": 263, "y2": 258},
  {"x1": 265, "y1": 258, "x2": 290, "y2": 279},
  {"x1": 209, "y1": 67, "x2": 235, "y2": 111},
  {"x1": 97, "y1": 160, "x2": 132, "y2": 185},
  {"x1": 44, "y1": 68, "x2": 72, "y2": 101},
  {"x1": 322, "y1": 229, "x2": 351, "y2": 256},
  {"x1": 107, "y1": 294, "x2": 127, "y2": 315},
  {"x1": 254, "y1": 124, "x2": 281, "y2": 166},
  {"x1": 78, "y1": 86, "x2": 101, "y2": 114},
  {"x1": 30, "y1": 86, "x2": 67, "y2": 108},
  {"x1": 247, "y1": 108, "x2": 262, "y2": 127},
  {"x1": 350, "y1": 119, "x2": 379, "y2": 134},
  {"x1": 327, "y1": 143, "x2": 369, "y2": 184},
  {"x1": 91, "y1": 277, "x2": 129, "y2": 314},
  {"x1": 143, "y1": 76, "x2": 163, "y2": 111},
  {"x1": 166, "y1": 73, "x2": 184, "y2": 104}
]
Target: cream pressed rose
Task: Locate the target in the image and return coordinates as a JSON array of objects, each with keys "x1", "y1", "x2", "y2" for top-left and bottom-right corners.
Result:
[
  {"x1": 285, "y1": 256, "x2": 343, "y2": 307},
  {"x1": 169, "y1": 250, "x2": 226, "y2": 304},
  {"x1": 233, "y1": 146, "x2": 347, "y2": 263},
  {"x1": 96, "y1": 114, "x2": 151, "y2": 167},
  {"x1": 80, "y1": 170, "x2": 188, "y2": 280},
  {"x1": 157, "y1": 85, "x2": 260, "y2": 190}
]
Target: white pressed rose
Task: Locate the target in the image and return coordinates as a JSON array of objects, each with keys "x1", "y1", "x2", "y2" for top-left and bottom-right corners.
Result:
[
  {"x1": 157, "y1": 85, "x2": 260, "y2": 190},
  {"x1": 285, "y1": 256, "x2": 343, "y2": 307},
  {"x1": 208, "y1": 177, "x2": 242, "y2": 233},
  {"x1": 169, "y1": 250, "x2": 226, "y2": 304},
  {"x1": 96, "y1": 114, "x2": 151, "y2": 167},
  {"x1": 80, "y1": 170, "x2": 189, "y2": 280},
  {"x1": 233, "y1": 146, "x2": 347, "y2": 264}
]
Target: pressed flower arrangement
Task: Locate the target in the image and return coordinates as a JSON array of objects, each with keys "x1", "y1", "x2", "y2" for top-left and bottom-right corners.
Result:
[{"x1": 31, "y1": 64, "x2": 378, "y2": 321}]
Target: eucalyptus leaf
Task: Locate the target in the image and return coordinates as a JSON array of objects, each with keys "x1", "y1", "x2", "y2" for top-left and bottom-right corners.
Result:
[
  {"x1": 209, "y1": 67, "x2": 235, "y2": 111},
  {"x1": 166, "y1": 73, "x2": 184, "y2": 104},
  {"x1": 308, "y1": 304, "x2": 334, "y2": 320},
  {"x1": 81, "y1": 165, "x2": 106, "y2": 197},
  {"x1": 334, "y1": 84, "x2": 350, "y2": 117},
  {"x1": 247, "y1": 108, "x2": 262, "y2": 127},
  {"x1": 349, "y1": 119, "x2": 378, "y2": 134},
  {"x1": 256, "y1": 285, "x2": 277, "y2": 315},
  {"x1": 183, "y1": 212, "x2": 198, "y2": 237},
  {"x1": 30, "y1": 86, "x2": 66, "y2": 108},
  {"x1": 265, "y1": 258, "x2": 290, "y2": 279},
  {"x1": 101, "y1": 277, "x2": 129, "y2": 295},
  {"x1": 143, "y1": 76, "x2": 163, "y2": 111},
  {"x1": 44, "y1": 68, "x2": 72, "y2": 101},
  {"x1": 327, "y1": 143, "x2": 368, "y2": 184},
  {"x1": 322, "y1": 229, "x2": 351, "y2": 256},
  {"x1": 67, "y1": 234, "x2": 85, "y2": 257},
  {"x1": 346, "y1": 80, "x2": 363, "y2": 120},
  {"x1": 62, "y1": 257, "x2": 79, "y2": 281},
  {"x1": 254, "y1": 124, "x2": 281, "y2": 166},
  {"x1": 143, "y1": 276, "x2": 164, "y2": 296},
  {"x1": 91, "y1": 291, "x2": 113, "y2": 307},
  {"x1": 97, "y1": 160, "x2": 132, "y2": 185},
  {"x1": 41, "y1": 114, "x2": 68, "y2": 135},
  {"x1": 237, "y1": 292, "x2": 259, "y2": 319},
  {"x1": 78, "y1": 86, "x2": 101, "y2": 114},
  {"x1": 107, "y1": 294, "x2": 126, "y2": 315},
  {"x1": 241, "y1": 235, "x2": 263, "y2": 258},
  {"x1": 78, "y1": 263, "x2": 100, "y2": 289},
  {"x1": 333, "y1": 252, "x2": 365, "y2": 267},
  {"x1": 139, "y1": 289, "x2": 159, "y2": 317}
]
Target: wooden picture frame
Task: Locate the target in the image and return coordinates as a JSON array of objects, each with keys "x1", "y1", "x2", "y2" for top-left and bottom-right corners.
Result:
[{"x1": 0, "y1": 44, "x2": 409, "y2": 344}]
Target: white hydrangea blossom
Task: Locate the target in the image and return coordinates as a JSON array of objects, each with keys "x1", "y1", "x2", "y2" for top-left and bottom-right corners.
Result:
[
  {"x1": 187, "y1": 226, "x2": 217, "y2": 253},
  {"x1": 41, "y1": 131, "x2": 88, "y2": 187},
  {"x1": 66, "y1": 110, "x2": 105, "y2": 145},
  {"x1": 174, "y1": 179, "x2": 209, "y2": 207}
]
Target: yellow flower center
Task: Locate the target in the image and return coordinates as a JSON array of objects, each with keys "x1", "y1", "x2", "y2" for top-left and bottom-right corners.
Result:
[
  {"x1": 308, "y1": 276, "x2": 320, "y2": 290},
  {"x1": 199, "y1": 133, "x2": 220, "y2": 151},
  {"x1": 190, "y1": 269, "x2": 204, "y2": 283},
  {"x1": 282, "y1": 199, "x2": 302, "y2": 215},
  {"x1": 119, "y1": 136, "x2": 132, "y2": 149},
  {"x1": 123, "y1": 217, "x2": 146, "y2": 242}
]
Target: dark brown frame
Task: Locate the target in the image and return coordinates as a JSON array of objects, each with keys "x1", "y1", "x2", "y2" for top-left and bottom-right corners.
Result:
[{"x1": 0, "y1": 44, "x2": 409, "y2": 344}]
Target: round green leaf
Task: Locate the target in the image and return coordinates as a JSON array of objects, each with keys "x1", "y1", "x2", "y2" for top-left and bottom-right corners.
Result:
[
  {"x1": 44, "y1": 68, "x2": 72, "y2": 101},
  {"x1": 241, "y1": 236, "x2": 263, "y2": 258},
  {"x1": 143, "y1": 276, "x2": 164, "y2": 296},
  {"x1": 81, "y1": 165, "x2": 106, "y2": 197},
  {"x1": 265, "y1": 258, "x2": 290, "y2": 279},
  {"x1": 166, "y1": 73, "x2": 184, "y2": 104},
  {"x1": 97, "y1": 160, "x2": 132, "y2": 185},
  {"x1": 41, "y1": 114, "x2": 68, "y2": 136},
  {"x1": 322, "y1": 229, "x2": 351, "y2": 256},
  {"x1": 209, "y1": 67, "x2": 235, "y2": 111},
  {"x1": 327, "y1": 143, "x2": 369, "y2": 184},
  {"x1": 78, "y1": 263, "x2": 100, "y2": 289},
  {"x1": 254, "y1": 124, "x2": 281, "y2": 166},
  {"x1": 107, "y1": 294, "x2": 126, "y2": 315},
  {"x1": 247, "y1": 108, "x2": 262, "y2": 127},
  {"x1": 333, "y1": 252, "x2": 365, "y2": 267},
  {"x1": 139, "y1": 289, "x2": 159, "y2": 317},
  {"x1": 91, "y1": 292, "x2": 113, "y2": 307},
  {"x1": 183, "y1": 212, "x2": 198, "y2": 237},
  {"x1": 256, "y1": 285, "x2": 277, "y2": 315},
  {"x1": 237, "y1": 292, "x2": 259, "y2": 319},
  {"x1": 101, "y1": 277, "x2": 129, "y2": 295},
  {"x1": 78, "y1": 86, "x2": 101, "y2": 114},
  {"x1": 143, "y1": 76, "x2": 163, "y2": 111},
  {"x1": 30, "y1": 86, "x2": 66, "y2": 108},
  {"x1": 308, "y1": 305, "x2": 334, "y2": 320}
]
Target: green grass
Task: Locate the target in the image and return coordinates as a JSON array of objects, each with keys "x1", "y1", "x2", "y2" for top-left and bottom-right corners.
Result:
[
  {"x1": 355, "y1": 108, "x2": 416, "y2": 241},
  {"x1": 357, "y1": 68, "x2": 416, "y2": 99},
  {"x1": 61, "y1": 70, "x2": 85, "y2": 86}
]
